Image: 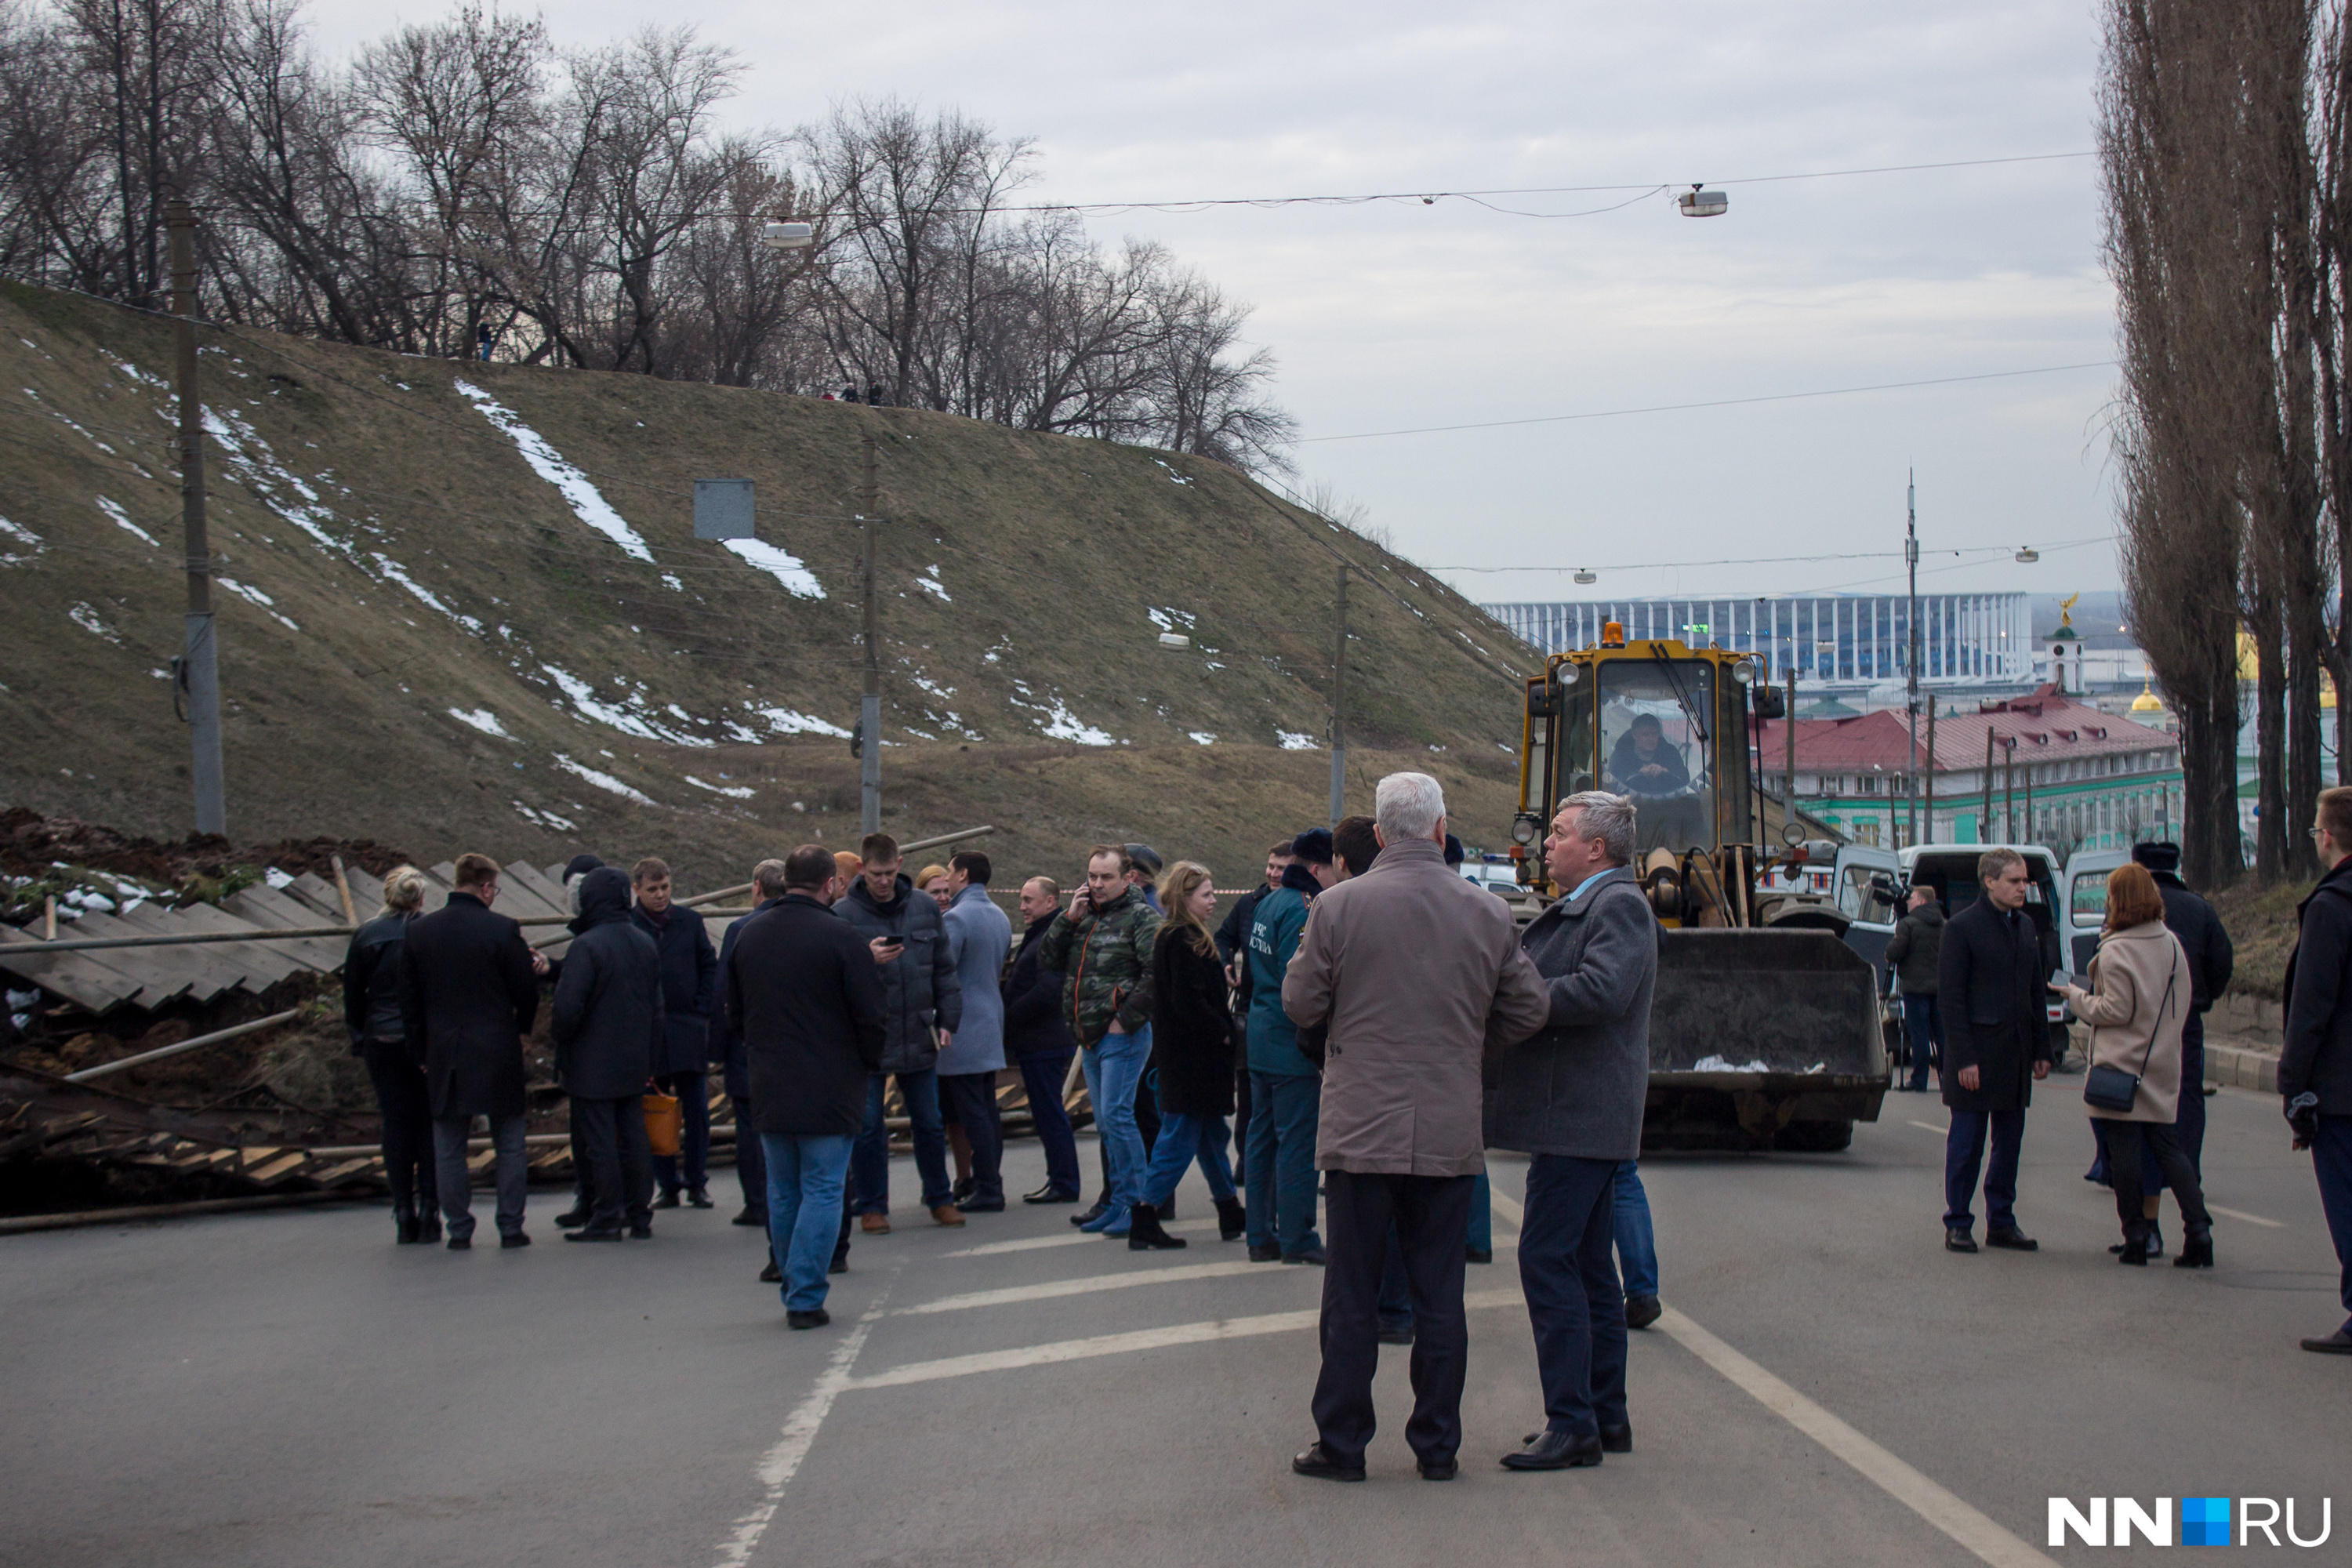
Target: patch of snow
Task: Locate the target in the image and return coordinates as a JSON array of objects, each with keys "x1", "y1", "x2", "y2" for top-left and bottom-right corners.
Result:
[
  {"x1": 263, "y1": 866, "x2": 296, "y2": 890},
  {"x1": 448, "y1": 707, "x2": 516, "y2": 739},
  {"x1": 750, "y1": 706, "x2": 851, "y2": 739},
  {"x1": 113, "y1": 359, "x2": 167, "y2": 389},
  {"x1": 513, "y1": 800, "x2": 578, "y2": 833},
  {"x1": 916, "y1": 565, "x2": 949, "y2": 601},
  {"x1": 553, "y1": 753, "x2": 655, "y2": 805},
  {"x1": 1152, "y1": 458, "x2": 1194, "y2": 486},
  {"x1": 372, "y1": 554, "x2": 484, "y2": 633},
  {"x1": 1278, "y1": 730, "x2": 1319, "y2": 751},
  {"x1": 685, "y1": 775, "x2": 756, "y2": 799},
  {"x1": 722, "y1": 538, "x2": 825, "y2": 599},
  {"x1": 722, "y1": 720, "x2": 761, "y2": 743},
  {"x1": 217, "y1": 577, "x2": 299, "y2": 630},
  {"x1": 1690, "y1": 1055, "x2": 1773, "y2": 1074},
  {"x1": 1188, "y1": 731, "x2": 1216, "y2": 746},
  {"x1": 453, "y1": 380, "x2": 661, "y2": 569},
  {"x1": 1008, "y1": 688, "x2": 1115, "y2": 746},
  {"x1": 538, "y1": 666, "x2": 711, "y2": 746},
  {"x1": 94, "y1": 495, "x2": 156, "y2": 546},
  {"x1": 0, "y1": 514, "x2": 43, "y2": 564},
  {"x1": 1146, "y1": 606, "x2": 1196, "y2": 633},
  {"x1": 1204, "y1": 661, "x2": 1225, "y2": 671},
  {"x1": 67, "y1": 602, "x2": 119, "y2": 642},
  {"x1": 199, "y1": 404, "x2": 349, "y2": 554}
]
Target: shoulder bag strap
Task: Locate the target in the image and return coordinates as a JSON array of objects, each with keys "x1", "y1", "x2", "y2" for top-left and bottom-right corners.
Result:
[{"x1": 2133, "y1": 962, "x2": 2178, "y2": 1080}]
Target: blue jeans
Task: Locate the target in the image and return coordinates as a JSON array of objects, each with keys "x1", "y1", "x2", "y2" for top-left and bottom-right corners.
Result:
[
  {"x1": 1140, "y1": 1109, "x2": 1236, "y2": 1209},
  {"x1": 1903, "y1": 996, "x2": 1942, "y2": 1092},
  {"x1": 760, "y1": 1132, "x2": 855, "y2": 1313},
  {"x1": 1245, "y1": 1070, "x2": 1322, "y2": 1255},
  {"x1": 1080, "y1": 1028, "x2": 1150, "y2": 1217},
  {"x1": 1018, "y1": 1049, "x2": 1081, "y2": 1197},
  {"x1": 851, "y1": 1070, "x2": 950, "y2": 1214},
  {"x1": 1613, "y1": 1159, "x2": 1659, "y2": 1299},
  {"x1": 1944, "y1": 1108, "x2": 2025, "y2": 1231},
  {"x1": 1520, "y1": 1154, "x2": 1628, "y2": 1438},
  {"x1": 1468, "y1": 1169, "x2": 1493, "y2": 1254}
]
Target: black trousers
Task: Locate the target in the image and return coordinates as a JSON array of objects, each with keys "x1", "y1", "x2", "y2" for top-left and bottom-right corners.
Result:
[
  {"x1": 655, "y1": 1069, "x2": 710, "y2": 1196},
  {"x1": 733, "y1": 1093, "x2": 768, "y2": 1217},
  {"x1": 939, "y1": 1072, "x2": 1005, "y2": 1204},
  {"x1": 2099, "y1": 1118, "x2": 2211, "y2": 1240},
  {"x1": 1312, "y1": 1170, "x2": 1475, "y2": 1465},
  {"x1": 572, "y1": 1094, "x2": 654, "y2": 1232},
  {"x1": 362, "y1": 1040, "x2": 437, "y2": 1215}
]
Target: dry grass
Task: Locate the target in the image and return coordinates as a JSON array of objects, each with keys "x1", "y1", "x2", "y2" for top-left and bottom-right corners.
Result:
[{"x1": 2209, "y1": 877, "x2": 2313, "y2": 1000}]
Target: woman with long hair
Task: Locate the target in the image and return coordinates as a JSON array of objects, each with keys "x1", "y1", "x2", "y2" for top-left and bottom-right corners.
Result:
[
  {"x1": 1130, "y1": 861, "x2": 1247, "y2": 1251},
  {"x1": 343, "y1": 866, "x2": 438, "y2": 1243},
  {"x1": 2054, "y1": 862, "x2": 2214, "y2": 1267}
]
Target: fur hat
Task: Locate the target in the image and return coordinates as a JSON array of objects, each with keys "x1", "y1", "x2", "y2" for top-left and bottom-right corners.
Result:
[
  {"x1": 1290, "y1": 827, "x2": 1334, "y2": 866},
  {"x1": 2130, "y1": 840, "x2": 2182, "y2": 875}
]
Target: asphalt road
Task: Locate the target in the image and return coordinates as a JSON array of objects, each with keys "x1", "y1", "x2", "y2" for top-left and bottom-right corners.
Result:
[{"x1": 4, "y1": 1081, "x2": 2343, "y2": 1568}]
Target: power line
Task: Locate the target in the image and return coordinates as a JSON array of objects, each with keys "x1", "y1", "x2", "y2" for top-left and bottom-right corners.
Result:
[{"x1": 1297, "y1": 361, "x2": 2118, "y2": 445}]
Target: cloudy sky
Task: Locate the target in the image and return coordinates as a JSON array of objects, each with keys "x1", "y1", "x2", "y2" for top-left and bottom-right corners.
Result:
[{"x1": 304, "y1": 0, "x2": 2118, "y2": 607}]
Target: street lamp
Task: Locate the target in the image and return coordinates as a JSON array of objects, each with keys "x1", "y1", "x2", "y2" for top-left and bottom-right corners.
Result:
[
  {"x1": 1679, "y1": 185, "x2": 1729, "y2": 217},
  {"x1": 760, "y1": 222, "x2": 814, "y2": 252},
  {"x1": 2014, "y1": 546, "x2": 2039, "y2": 563}
]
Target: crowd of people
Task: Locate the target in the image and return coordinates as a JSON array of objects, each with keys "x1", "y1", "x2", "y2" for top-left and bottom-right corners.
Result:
[{"x1": 339, "y1": 770, "x2": 2352, "y2": 1478}]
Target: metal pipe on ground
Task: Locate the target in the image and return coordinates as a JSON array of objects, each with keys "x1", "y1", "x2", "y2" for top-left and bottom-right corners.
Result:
[
  {"x1": 61, "y1": 1009, "x2": 301, "y2": 1083},
  {"x1": 0, "y1": 1190, "x2": 359, "y2": 1236}
]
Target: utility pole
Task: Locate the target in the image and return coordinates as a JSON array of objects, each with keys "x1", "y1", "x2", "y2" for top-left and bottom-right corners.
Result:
[
  {"x1": 168, "y1": 201, "x2": 224, "y2": 836},
  {"x1": 1784, "y1": 664, "x2": 1798, "y2": 829},
  {"x1": 858, "y1": 434, "x2": 881, "y2": 836},
  {"x1": 1982, "y1": 728, "x2": 1995, "y2": 843},
  {"x1": 1328, "y1": 565, "x2": 1348, "y2": 827},
  {"x1": 2004, "y1": 742, "x2": 2016, "y2": 842},
  {"x1": 1923, "y1": 702, "x2": 1937, "y2": 842},
  {"x1": 1904, "y1": 470, "x2": 1920, "y2": 850}
]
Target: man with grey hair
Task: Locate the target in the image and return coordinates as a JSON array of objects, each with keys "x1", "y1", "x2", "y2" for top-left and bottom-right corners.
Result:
[
  {"x1": 1488, "y1": 790, "x2": 1659, "y2": 1472},
  {"x1": 1281, "y1": 771, "x2": 1550, "y2": 1483}
]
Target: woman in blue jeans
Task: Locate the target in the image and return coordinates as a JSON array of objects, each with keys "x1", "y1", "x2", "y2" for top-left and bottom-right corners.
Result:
[{"x1": 1132, "y1": 863, "x2": 1247, "y2": 1250}]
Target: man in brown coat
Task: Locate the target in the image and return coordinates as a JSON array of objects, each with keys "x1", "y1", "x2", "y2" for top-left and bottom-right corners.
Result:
[{"x1": 1281, "y1": 771, "x2": 1551, "y2": 1483}]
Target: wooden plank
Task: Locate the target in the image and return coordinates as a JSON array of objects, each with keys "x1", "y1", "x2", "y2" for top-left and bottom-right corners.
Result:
[
  {"x1": 245, "y1": 1151, "x2": 310, "y2": 1183},
  {"x1": 164, "y1": 900, "x2": 305, "y2": 989},
  {"x1": 220, "y1": 886, "x2": 352, "y2": 971},
  {"x1": 311, "y1": 1156, "x2": 380, "y2": 1184},
  {"x1": 340, "y1": 867, "x2": 387, "y2": 916},
  {"x1": 108, "y1": 904, "x2": 244, "y2": 1004},
  {"x1": 281, "y1": 873, "x2": 351, "y2": 924},
  {"x1": 48, "y1": 910, "x2": 199, "y2": 1006},
  {"x1": 502, "y1": 861, "x2": 571, "y2": 914},
  {"x1": 0, "y1": 927, "x2": 143, "y2": 1014}
]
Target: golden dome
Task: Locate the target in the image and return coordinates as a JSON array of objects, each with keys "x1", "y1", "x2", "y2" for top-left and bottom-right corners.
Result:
[{"x1": 2130, "y1": 682, "x2": 2163, "y2": 714}]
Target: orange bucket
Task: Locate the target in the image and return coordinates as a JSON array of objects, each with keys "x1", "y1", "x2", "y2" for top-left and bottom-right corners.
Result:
[{"x1": 641, "y1": 1093, "x2": 682, "y2": 1157}]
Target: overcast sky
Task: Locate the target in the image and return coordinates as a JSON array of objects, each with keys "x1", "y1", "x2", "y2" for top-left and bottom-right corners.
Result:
[{"x1": 303, "y1": 0, "x2": 2119, "y2": 607}]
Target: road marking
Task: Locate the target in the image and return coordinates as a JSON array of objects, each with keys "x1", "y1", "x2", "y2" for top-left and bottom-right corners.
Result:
[
  {"x1": 1907, "y1": 1120, "x2": 1948, "y2": 1134},
  {"x1": 708, "y1": 1280, "x2": 894, "y2": 1568},
  {"x1": 946, "y1": 1219, "x2": 1218, "y2": 1257},
  {"x1": 1489, "y1": 1187, "x2": 1524, "y2": 1228},
  {"x1": 1657, "y1": 1307, "x2": 2055, "y2": 1568},
  {"x1": 903, "y1": 1259, "x2": 1274, "y2": 1314},
  {"x1": 2209, "y1": 1203, "x2": 2285, "y2": 1229},
  {"x1": 850, "y1": 1289, "x2": 1529, "y2": 1391}
]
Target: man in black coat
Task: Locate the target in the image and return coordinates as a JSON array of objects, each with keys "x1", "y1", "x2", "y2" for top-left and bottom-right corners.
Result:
[
  {"x1": 1936, "y1": 848, "x2": 2053, "y2": 1254},
  {"x1": 714, "y1": 860, "x2": 789, "y2": 1227},
  {"x1": 2132, "y1": 840, "x2": 2234, "y2": 1175},
  {"x1": 401, "y1": 853, "x2": 541, "y2": 1250},
  {"x1": 1886, "y1": 885, "x2": 1947, "y2": 1092},
  {"x1": 1007, "y1": 875, "x2": 1083, "y2": 1203},
  {"x1": 729, "y1": 844, "x2": 888, "y2": 1328},
  {"x1": 2283, "y1": 789, "x2": 2352, "y2": 1352},
  {"x1": 554, "y1": 867, "x2": 665, "y2": 1241},
  {"x1": 630, "y1": 856, "x2": 719, "y2": 1208},
  {"x1": 835, "y1": 833, "x2": 964, "y2": 1230}
]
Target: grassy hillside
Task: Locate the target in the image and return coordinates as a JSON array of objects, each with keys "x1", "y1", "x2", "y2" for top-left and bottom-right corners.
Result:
[{"x1": 0, "y1": 281, "x2": 1536, "y2": 889}]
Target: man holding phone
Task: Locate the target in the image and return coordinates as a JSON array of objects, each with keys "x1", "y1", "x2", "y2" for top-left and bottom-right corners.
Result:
[
  {"x1": 1037, "y1": 845, "x2": 1163, "y2": 1237},
  {"x1": 837, "y1": 833, "x2": 965, "y2": 1231},
  {"x1": 1936, "y1": 848, "x2": 2053, "y2": 1254}
]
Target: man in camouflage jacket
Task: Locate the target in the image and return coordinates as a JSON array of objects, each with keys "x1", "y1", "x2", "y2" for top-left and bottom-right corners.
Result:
[{"x1": 1036, "y1": 845, "x2": 1165, "y2": 1233}]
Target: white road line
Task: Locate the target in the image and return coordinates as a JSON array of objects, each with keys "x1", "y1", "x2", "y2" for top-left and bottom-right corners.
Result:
[
  {"x1": 946, "y1": 1218, "x2": 1218, "y2": 1257},
  {"x1": 902, "y1": 1259, "x2": 1273, "y2": 1315},
  {"x1": 2209, "y1": 1203, "x2": 2285, "y2": 1229},
  {"x1": 1489, "y1": 1187, "x2": 1525, "y2": 1228},
  {"x1": 1657, "y1": 1307, "x2": 2055, "y2": 1568},
  {"x1": 849, "y1": 1288, "x2": 1530, "y2": 1391},
  {"x1": 1907, "y1": 1120, "x2": 1949, "y2": 1134},
  {"x1": 707, "y1": 1283, "x2": 894, "y2": 1568}
]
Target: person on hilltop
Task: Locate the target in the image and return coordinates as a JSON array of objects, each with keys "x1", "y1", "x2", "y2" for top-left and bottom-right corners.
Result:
[
  {"x1": 2281, "y1": 786, "x2": 2352, "y2": 1353},
  {"x1": 400, "y1": 852, "x2": 540, "y2": 1251},
  {"x1": 1134, "y1": 861, "x2": 1247, "y2": 1250},
  {"x1": 1005, "y1": 876, "x2": 1083, "y2": 1205},
  {"x1": 1242, "y1": 828, "x2": 1338, "y2": 1265},
  {"x1": 1937, "y1": 848, "x2": 2053, "y2": 1256},
  {"x1": 630, "y1": 857, "x2": 718, "y2": 1210},
  {"x1": 837, "y1": 833, "x2": 964, "y2": 1231},
  {"x1": 1886, "y1": 883, "x2": 1946, "y2": 1094},
  {"x1": 728, "y1": 844, "x2": 887, "y2": 1330},
  {"x1": 939, "y1": 851, "x2": 1014, "y2": 1214},
  {"x1": 1037, "y1": 844, "x2": 1164, "y2": 1239},
  {"x1": 343, "y1": 865, "x2": 438, "y2": 1244},
  {"x1": 553, "y1": 867, "x2": 664, "y2": 1243},
  {"x1": 1283, "y1": 774, "x2": 1549, "y2": 1484}
]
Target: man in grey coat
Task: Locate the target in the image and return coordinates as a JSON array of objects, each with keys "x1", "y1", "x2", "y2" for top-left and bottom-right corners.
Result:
[
  {"x1": 1487, "y1": 791, "x2": 1659, "y2": 1472},
  {"x1": 939, "y1": 850, "x2": 1014, "y2": 1212},
  {"x1": 1282, "y1": 772, "x2": 1551, "y2": 1483}
]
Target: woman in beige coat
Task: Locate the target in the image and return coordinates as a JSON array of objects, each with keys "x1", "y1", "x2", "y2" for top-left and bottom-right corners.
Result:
[{"x1": 2054, "y1": 862, "x2": 2214, "y2": 1268}]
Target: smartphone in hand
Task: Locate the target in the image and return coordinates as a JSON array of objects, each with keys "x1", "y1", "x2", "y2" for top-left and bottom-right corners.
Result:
[{"x1": 2048, "y1": 967, "x2": 2071, "y2": 989}]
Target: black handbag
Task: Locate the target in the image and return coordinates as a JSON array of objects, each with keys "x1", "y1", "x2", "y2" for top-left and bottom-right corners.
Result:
[{"x1": 2083, "y1": 963, "x2": 2176, "y2": 1114}]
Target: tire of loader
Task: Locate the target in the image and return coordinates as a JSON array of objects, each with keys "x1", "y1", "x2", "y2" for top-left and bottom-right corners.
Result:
[{"x1": 1775, "y1": 1119, "x2": 1855, "y2": 1153}]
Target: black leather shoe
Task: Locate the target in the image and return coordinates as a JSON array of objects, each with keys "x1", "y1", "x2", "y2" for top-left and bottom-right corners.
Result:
[
  {"x1": 731, "y1": 1207, "x2": 768, "y2": 1227},
  {"x1": 953, "y1": 1177, "x2": 977, "y2": 1202},
  {"x1": 1417, "y1": 1457, "x2": 1458, "y2": 1481},
  {"x1": 687, "y1": 1190, "x2": 714, "y2": 1210},
  {"x1": 554, "y1": 1208, "x2": 590, "y2": 1229},
  {"x1": 2175, "y1": 1232, "x2": 2214, "y2": 1269},
  {"x1": 1501, "y1": 1431, "x2": 1604, "y2": 1471},
  {"x1": 1024, "y1": 1185, "x2": 1080, "y2": 1205},
  {"x1": 565, "y1": 1228, "x2": 622, "y2": 1243},
  {"x1": 1248, "y1": 1243, "x2": 1282, "y2": 1262},
  {"x1": 785, "y1": 1308, "x2": 830, "y2": 1330},
  {"x1": 1625, "y1": 1294, "x2": 1662, "y2": 1330},
  {"x1": 1465, "y1": 1247, "x2": 1494, "y2": 1265},
  {"x1": 829, "y1": 1255, "x2": 848, "y2": 1275},
  {"x1": 1290, "y1": 1443, "x2": 1366, "y2": 1483},
  {"x1": 396, "y1": 1215, "x2": 422, "y2": 1245},
  {"x1": 1069, "y1": 1200, "x2": 1109, "y2": 1228},
  {"x1": 418, "y1": 1212, "x2": 441, "y2": 1244},
  {"x1": 955, "y1": 1196, "x2": 1007, "y2": 1213},
  {"x1": 758, "y1": 1258, "x2": 781, "y2": 1283},
  {"x1": 654, "y1": 1190, "x2": 681, "y2": 1210},
  {"x1": 499, "y1": 1231, "x2": 530, "y2": 1250},
  {"x1": 627, "y1": 1223, "x2": 653, "y2": 1240},
  {"x1": 446, "y1": 1235, "x2": 472, "y2": 1250},
  {"x1": 2299, "y1": 1328, "x2": 2352, "y2": 1353},
  {"x1": 1282, "y1": 1244, "x2": 1328, "y2": 1266},
  {"x1": 1986, "y1": 1227, "x2": 2038, "y2": 1252},
  {"x1": 1944, "y1": 1227, "x2": 1978, "y2": 1253},
  {"x1": 1600, "y1": 1423, "x2": 1633, "y2": 1454}
]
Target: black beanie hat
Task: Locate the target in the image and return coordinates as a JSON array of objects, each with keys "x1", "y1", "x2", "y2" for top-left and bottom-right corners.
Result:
[
  {"x1": 1444, "y1": 833, "x2": 1465, "y2": 867},
  {"x1": 563, "y1": 853, "x2": 605, "y2": 882},
  {"x1": 1290, "y1": 828, "x2": 1333, "y2": 866},
  {"x1": 2130, "y1": 840, "x2": 2182, "y2": 875}
]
